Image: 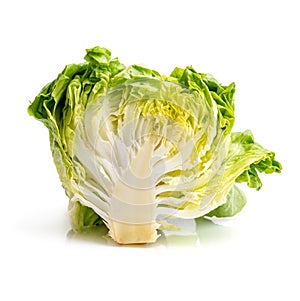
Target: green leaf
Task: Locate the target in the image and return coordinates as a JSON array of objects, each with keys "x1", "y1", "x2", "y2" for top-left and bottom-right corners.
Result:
[
  {"x1": 229, "y1": 130, "x2": 282, "y2": 190},
  {"x1": 203, "y1": 130, "x2": 282, "y2": 218},
  {"x1": 84, "y1": 46, "x2": 111, "y2": 66},
  {"x1": 69, "y1": 201, "x2": 103, "y2": 232},
  {"x1": 170, "y1": 66, "x2": 235, "y2": 134},
  {"x1": 206, "y1": 185, "x2": 247, "y2": 217}
]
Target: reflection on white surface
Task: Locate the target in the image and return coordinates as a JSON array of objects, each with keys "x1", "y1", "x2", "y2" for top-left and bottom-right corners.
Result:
[
  {"x1": 66, "y1": 217, "x2": 241, "y2": 248},
  {"x1": 161, "y1": 217, "x2": 240, "y2": 247},
  {"x1": 195, "y1": 217, "x2": 240, "y2": 245}
]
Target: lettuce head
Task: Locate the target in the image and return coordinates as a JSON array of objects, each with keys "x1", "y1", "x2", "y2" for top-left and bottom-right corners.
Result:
[{"x1": 28, "y1": 46, "x2": 281, "y2": 244}]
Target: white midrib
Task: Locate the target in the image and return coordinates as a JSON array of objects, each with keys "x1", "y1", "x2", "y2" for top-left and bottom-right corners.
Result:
[{"x1": 108, "y1": 137, "x2": 160, "y2": 244}]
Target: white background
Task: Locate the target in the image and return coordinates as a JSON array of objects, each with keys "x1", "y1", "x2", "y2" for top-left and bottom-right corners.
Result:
[{"x1": 1, "y1": 0, "x2": 299, "y2": 300}]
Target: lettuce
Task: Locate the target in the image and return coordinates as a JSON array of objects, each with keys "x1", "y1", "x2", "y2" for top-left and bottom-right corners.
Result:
[{"x1": 28, "y1": 46, "x2": 281, "y2": 244}]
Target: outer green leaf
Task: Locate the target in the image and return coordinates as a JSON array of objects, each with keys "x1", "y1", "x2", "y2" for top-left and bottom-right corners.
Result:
[
  {"x1": 204, "y1": 130, "x2": 282, "y2": 218},
  {"x1": 206, "y1": 184, "x2": 247, "y2": 217},
  {"x1": 28, "y1": 47, "x2": 126, "y2": 230},
  {"x1": 229, "y1": 130, "x2": 282, "y2": 190},
  {"x1": 69, "y1": 201, "x2": 102, "y2": 232}
]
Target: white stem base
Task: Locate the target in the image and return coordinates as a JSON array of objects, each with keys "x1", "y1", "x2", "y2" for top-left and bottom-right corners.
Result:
[{"x1": 108, "y1": 220, "x2": 160, "y2": 244}]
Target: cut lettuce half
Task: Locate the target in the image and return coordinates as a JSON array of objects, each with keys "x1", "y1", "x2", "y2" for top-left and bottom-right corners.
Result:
[{"x1": 28, "y1": 46, "x2": 282, "y2": 244}]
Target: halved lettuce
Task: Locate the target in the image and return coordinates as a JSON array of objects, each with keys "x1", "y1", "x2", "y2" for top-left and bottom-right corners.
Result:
[{"x1": 28, "y1": 46, "x2": 281, "y2": 244}]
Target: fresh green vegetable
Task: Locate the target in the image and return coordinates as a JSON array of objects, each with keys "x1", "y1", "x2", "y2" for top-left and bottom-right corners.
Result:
[{"x1": 28, "y1": 46, "x2": 281, "y2": 244}]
